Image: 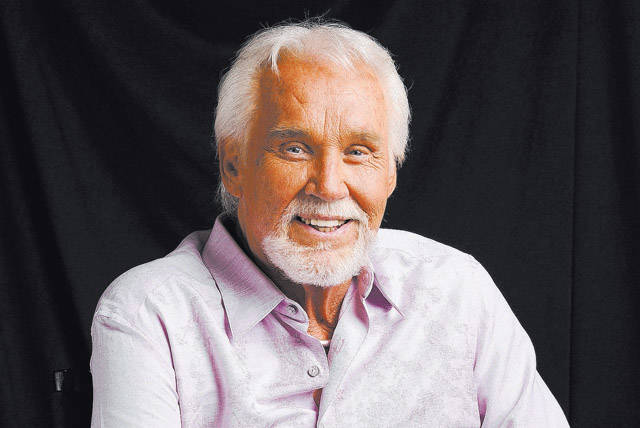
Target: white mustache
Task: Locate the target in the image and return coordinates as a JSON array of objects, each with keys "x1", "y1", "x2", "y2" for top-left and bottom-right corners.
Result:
[{"x1": 282, "y1": 196, "x2": 369, "y2": 225}]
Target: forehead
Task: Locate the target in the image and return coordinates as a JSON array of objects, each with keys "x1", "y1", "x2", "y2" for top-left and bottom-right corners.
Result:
[{"x1": 253, "y1": 57, "x2": 388, "y2": 136}]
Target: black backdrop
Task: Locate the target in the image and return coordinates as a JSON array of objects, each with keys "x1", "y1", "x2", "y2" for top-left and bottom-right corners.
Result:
[{"x1": 2, "y1": 0, "x2": 639, "y2": 426}]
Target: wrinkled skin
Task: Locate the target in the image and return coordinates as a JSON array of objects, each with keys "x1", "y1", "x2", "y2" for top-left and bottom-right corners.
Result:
[{"x1": 219, "y1": 56, "x2": 397, "y2": 348}]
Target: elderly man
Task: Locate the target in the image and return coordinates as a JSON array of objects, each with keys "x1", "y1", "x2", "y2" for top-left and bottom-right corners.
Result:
[{"x1": 90, "y1": 20, "x2": 569, "y2": 427}]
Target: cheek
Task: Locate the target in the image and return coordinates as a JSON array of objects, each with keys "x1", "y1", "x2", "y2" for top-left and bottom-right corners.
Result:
[
  {"x1": 367, "y1": 198, "x2": 389, "y2": 227},
  {"x1": 251, "y1": 160, "x2": 308, "y2": 210},
  {"x1": 349, "y1": 173, "x2": 391, "y2": 226},
  {"x1": 264, "y1": 159, "x2": 306, "y2": 190}
]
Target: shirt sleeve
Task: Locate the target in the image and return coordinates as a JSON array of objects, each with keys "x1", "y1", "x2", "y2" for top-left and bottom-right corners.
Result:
[
  {"x1": 471, "y1": 262, "x2": 570, "y2": 427},
  {"x1": 90, "y1": 313, "x2": 182, "y2": 427}
]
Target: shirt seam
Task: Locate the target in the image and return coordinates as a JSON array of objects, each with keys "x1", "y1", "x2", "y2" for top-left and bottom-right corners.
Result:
[
  {"x1": 94, "y1": 261, "x2": 213, "y2": 321},
  {"x1": 373, "y1": 242, "x2": 469, "y2": 265}
]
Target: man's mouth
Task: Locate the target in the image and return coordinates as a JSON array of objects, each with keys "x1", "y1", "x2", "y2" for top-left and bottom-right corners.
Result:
[{"x1": 295, "y1": 216, "x2": 351, "y2": 233}]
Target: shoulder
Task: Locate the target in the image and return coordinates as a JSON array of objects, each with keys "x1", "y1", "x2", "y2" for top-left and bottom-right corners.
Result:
[
  {"x1": 93, "y1": 230, "x2": 221, "y2": 325},
  {"x1": 371, "y1": 228, "x2": 500, "y2": 316},
  {"x1": 374, "y1": 228, "x2": 482, "y2": 272}
]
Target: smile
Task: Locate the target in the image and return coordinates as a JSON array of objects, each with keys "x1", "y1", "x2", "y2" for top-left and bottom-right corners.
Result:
[{"x1": 295, "y1": 216, "x2": 351, "y2": 233}]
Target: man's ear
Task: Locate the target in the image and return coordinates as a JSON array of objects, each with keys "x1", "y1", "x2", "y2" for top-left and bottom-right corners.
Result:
[
  {"x1": 386, "y1": 165, "x2": 397, "y2": 198},
  {"x1": 218, "y1": 139, "x2": 243, "y2": 198}
]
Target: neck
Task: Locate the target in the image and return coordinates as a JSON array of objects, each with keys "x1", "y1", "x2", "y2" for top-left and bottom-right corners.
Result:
[
  {"x1": 253, "y1": 258, "x2": 352, "y2": 341},
  {"x1": 290, "y1": 280, "x2": 352, "y2": 341},
  {"x1": 226, "y1": 214, "x2": 353, "y2": 341}
]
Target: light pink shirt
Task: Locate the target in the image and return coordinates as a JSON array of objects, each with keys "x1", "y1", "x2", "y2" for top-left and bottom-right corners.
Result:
[{"x1": 90, "y1": 217, "x2": 569, "y2": 427}]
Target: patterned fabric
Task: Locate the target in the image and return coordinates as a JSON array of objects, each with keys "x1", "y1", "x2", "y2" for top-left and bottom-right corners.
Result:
[{"x1": 90, "y1": 216, "x2": 569, "y2": 427}]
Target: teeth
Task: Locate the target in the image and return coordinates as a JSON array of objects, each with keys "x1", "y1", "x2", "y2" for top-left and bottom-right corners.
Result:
[{"x1": 299, "y1": 217, "x2": 347, "y2": 228}]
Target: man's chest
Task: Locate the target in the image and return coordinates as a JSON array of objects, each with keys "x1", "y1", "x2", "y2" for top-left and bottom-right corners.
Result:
[{"x1": 167, "y1": 300, "x2": 481, "y2": 427}]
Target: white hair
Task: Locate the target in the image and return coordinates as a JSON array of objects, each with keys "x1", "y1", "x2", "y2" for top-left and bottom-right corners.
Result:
[{"x1": 213, "y1": 18, "x2": 411, "y2": 212}]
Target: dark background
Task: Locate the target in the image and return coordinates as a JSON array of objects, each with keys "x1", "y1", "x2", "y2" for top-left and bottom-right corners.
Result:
[{"x1": 2, "y1": 0, "x2": 639, "y2": 426}]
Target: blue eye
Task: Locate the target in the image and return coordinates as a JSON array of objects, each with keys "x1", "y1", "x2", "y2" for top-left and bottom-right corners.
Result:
[
  {"x1": 350, "y1": 149, "x2": 364, "y2": 156},
  {"x1": 286, "y1": 146, "x2": 303, "y2": 154}
]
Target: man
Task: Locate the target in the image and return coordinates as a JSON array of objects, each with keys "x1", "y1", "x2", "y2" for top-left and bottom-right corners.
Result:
[{"x1": 90, "y1": 20, "x2": 569, "y2": 427}]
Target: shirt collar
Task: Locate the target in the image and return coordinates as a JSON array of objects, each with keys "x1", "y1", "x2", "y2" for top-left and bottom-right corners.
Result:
[
  {"x1": 359, "y1": 259, "x2": 406, "y2": 318},
  {"x1": 201, "y1": 215, "x2": 285, "y2": 338},
  {"x1": 366, "y1": 239, "x2": 412, "y2": 318},
  {"x1": 201, "y1": 216, "x2": 405, "y2": 336}
]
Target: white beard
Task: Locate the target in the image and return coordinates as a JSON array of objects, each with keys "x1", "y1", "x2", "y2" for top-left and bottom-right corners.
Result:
[{"x1": 261, "y1": 197, "x2": 376, "y2": 288}]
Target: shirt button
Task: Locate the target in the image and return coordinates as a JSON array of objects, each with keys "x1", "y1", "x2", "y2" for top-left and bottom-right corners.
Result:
[
  {"x1": 307, "y1": 365, "x2": 320, "y2": 377},
  {"x1": 287, "y1": 304, "x2": 298, "y2": 315}
]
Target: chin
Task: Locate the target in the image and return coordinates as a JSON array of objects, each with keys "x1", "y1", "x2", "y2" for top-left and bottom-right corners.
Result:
[{"x1": 262, "y1": 230, "x2": 375, "y2": 288}]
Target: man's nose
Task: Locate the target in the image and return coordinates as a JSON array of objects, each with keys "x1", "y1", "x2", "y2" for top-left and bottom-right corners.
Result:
[{"x1": 304, "y1": 153, "x2": 348, "y2": 201}]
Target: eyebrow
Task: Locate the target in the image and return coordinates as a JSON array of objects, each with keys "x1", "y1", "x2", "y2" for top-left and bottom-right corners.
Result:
[
  {"x1": 348, "y1": 130, "x2": 382, "y2": 144},
  {"x1": 266, "y1": 127, "x2": 310, "y2": 141},
  {"x1": 267, "y1": 127, "x2": 382, "y2": 145}
]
